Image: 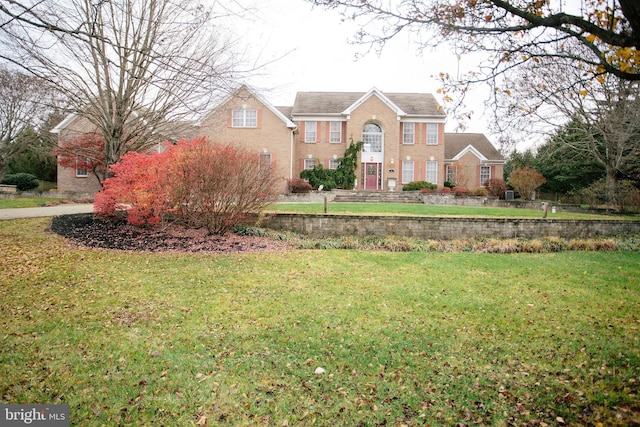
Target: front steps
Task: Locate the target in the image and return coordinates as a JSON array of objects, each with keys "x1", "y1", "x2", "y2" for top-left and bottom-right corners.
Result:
[{"x1": 332, "y1": 190, "x2": 423, "y2": 204}]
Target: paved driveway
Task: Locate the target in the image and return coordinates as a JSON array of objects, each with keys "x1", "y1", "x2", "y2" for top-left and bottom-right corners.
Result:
[{"x1": 0, "y1": 204, "x2": 94, "y2": 220}]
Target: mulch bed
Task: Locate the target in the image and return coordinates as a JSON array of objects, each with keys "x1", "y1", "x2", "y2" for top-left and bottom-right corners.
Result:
[{"x1": 49, "y1": 214, "x2": 291, "y2": 254}]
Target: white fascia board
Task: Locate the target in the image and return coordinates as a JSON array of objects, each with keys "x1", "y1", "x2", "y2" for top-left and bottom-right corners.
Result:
[
  {"x1": 291, "y1": 114, "x2": 346, "y2": 122},
  {"x1": 342, "y1": 87, "x2": 405, "y2": 116},
  {"x1": 251, "y1": 90, "x2": 297, "y2": 129},
  {"x1": 399, "y1": 116, "x2": 447, "y2": 123},
  {"x1": 451, "y1": 144, "x2": 488, "y2": 161},
  {"x1": 196, "y1": 84, "x2": 296, "y2": 129},
  {"x1": 50, "y1": 113, "x2": 78, "y2": 134}
]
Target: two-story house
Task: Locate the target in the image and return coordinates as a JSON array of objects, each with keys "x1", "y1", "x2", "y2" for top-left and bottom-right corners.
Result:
[{"x1": 53, "y1": 85, "x2": 504, "y2": 193}]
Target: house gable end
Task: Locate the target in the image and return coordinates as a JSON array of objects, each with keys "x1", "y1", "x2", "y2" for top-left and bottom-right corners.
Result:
[
  {"x1": 342, "y1": 87, "x2": 405, "y2": 118},
  {"x1": 197, "y1": 85, "x2": 296, "y2": 129},
  {"x1": 449, "y1": 144, "x2": 488, "y2": 162}
]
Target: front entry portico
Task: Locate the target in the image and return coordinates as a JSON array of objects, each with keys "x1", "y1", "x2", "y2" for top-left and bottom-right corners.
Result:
[{"x1": 361, "y1": 122, "x2": 384, "y2": 190}]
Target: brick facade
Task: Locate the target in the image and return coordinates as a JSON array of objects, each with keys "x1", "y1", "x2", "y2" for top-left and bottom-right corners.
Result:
[{"x1": 53, "y1": 86, "x2": 504, "y2": 194}]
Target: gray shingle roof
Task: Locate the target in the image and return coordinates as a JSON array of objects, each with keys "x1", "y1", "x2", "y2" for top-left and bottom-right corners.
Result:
[
  {"x1": 444, "y1": 133, "x2": 504, "y2": 161},
  {"x1": 291, "y1": 90, "x2": 446, "y2": 117}
]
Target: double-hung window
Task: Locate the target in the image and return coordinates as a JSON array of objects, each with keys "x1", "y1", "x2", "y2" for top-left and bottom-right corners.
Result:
[
  {"x1": 329, "y1": 159, "x2": 340, "y2": 170},
  {"x1": 446, "y1": 165, "x2": 456, "y2": 183},
  {"x1": 426, "y1": 161, "x2": 438, "y2": 184},
  {"x1": 402, "y1": 160, "x2": 414, "y2": 184},
  {"x1": 330, "y1": 122, "x2": 342, "y2": 143},
  {"x1": 427, "y1": 123, "x2": 438, "y2": 145},
  {"x1": 232, "y1": 109, "x2": 257, "y2": 128},
  {"x1": 305, "y1": 121, "x2": 317, "y2": 143},
  {"x1": 76, "y1": 157, "x2": 88, "y2": 177},
  {"x1": 480, "y1": 165, "x2": 491, "y2": 185},
  {"x1": 403, "y1": 122, "x2": 415, "y2": 144},
  {"x1": 304, "y1": 158, "x2": 316, "y2": 170},
  {"x1": 260, "y1": 152, "x2": 271, "y2": 168}
]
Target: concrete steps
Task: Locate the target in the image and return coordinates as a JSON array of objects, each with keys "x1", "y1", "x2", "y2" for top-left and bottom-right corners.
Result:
[{"x1": 332, "y1": 191, "x2": 423, "y2": 204}]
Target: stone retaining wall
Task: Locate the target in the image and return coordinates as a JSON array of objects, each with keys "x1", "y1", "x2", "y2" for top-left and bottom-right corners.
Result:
[{"x1": 262, "y1": 213, "x2": 640, "y2": 240}]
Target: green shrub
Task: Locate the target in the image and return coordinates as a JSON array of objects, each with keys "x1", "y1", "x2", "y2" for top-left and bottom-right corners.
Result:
[
  {"x1": 443, "y1": 181, "x2": 456, "y2": 189},
  {"x1": 0, "y1": 173, "x2": 40, "y2": 191},
  {"x1": 402, "y1": 181, "x2": 437, "y2": 191},
  {"x1": 469, "y1": 186, "x2": 489, "y2": 196},
  {"x1": 300, "y1": 164, "x2": 337, "y2": 190}
]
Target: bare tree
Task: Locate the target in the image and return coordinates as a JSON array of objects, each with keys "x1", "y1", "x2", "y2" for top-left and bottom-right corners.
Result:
[
  {"x1": 309, "y1": 0, "x2": 640, "y2": 123},
  {"x1": 0, "y1": 66, "x2": 58, "y2": 175},
  {"x1": 1, "y1": 0, "x2": 249, "y2": 182},
  {"x1": 310, "y1": 0, "x2": 640, "y2": 79},
  {"x1": 495, "y1": 47, "x2": 640, "y2": 207}
]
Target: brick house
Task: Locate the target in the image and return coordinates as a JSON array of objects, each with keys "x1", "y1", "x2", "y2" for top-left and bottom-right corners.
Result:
[{"x1": 53, "y1": 85, "x2": 503, "y2": 193}]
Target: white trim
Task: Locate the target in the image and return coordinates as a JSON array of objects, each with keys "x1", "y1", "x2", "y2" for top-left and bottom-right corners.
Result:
[
  {"x1": 448, "y1": 144, "x2": 488, "y2": 162},
  {"x1": 291, "y1": 115, "x2": 345, "y2": 121},
  {"x1": 197, "y1": 84, "x2": 296, "y2": 129},
  {"x1": 50, "y1": 113, "x2": 78, "y2": 134},
  {"x1": 399, "y1": 117, "x2": 447, "y2": 123},
  {"x1": 342, "y1": 87, "x2": 406, "y2": 117}
]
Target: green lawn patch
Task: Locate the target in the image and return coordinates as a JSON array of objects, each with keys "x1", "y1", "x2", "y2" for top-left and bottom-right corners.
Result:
[
  {"x1": 1, "y1": 218, "x2": 639, "y2": 426},
  {"x1": 268, "y1": 202, "x2": 639, "y2": 220},
  {"x1": 0, "y1": 197, "x2": 62, "y2": 209}
]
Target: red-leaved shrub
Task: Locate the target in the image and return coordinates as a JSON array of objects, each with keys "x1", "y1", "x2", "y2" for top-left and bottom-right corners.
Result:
[
  {"x1": 453, "y1": 186, "x2": 469, "y2": 196},
  {"x1": 94, "y1": 138, "x2": 281, "y2": 234},
  {"x1": 288, "y1": 178, "x2": 312, "y2": 193},
  {"x1": 484, "y1": 178, "x2": 508, "y2": 199}
]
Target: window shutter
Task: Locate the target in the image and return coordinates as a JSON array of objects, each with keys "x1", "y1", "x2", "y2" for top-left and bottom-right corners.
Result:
[
  {"x1": 257, "y1": 109, "x2": 262, "y2": 128},
  {"x1": 226, "y1": 110, "x2": 232, "y2": 128}
]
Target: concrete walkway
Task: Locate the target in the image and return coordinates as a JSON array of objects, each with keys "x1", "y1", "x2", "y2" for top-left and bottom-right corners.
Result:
[{"x1": 0, "y1": 203, "x2": 94, "y2": 220}]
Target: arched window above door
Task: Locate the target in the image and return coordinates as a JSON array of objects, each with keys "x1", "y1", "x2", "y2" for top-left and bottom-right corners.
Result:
[{"x1": 362, "y1": 123, "x2": 383, "y2": 152}]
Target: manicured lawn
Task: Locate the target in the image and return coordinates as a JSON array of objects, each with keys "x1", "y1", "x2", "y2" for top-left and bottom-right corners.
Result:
[
  {"x1": 1, "y1": 218, "x2": 639, "y2": 426},
  {"x1": 268, "y1": 202, "x2": 639, "y2": 220},
  {"x1": 0, "y1": 197, "x2": 61, "y2": 209}
]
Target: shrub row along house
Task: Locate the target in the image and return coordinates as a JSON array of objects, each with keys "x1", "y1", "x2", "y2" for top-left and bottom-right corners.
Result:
[{"x1": 52, "y1": 86, "x2": 504, "y2": 194}]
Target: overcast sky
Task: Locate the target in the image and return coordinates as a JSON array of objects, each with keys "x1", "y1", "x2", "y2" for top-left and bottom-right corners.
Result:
[{"x1": 231, "y1": 0, "x2": 493, "y2": 136}]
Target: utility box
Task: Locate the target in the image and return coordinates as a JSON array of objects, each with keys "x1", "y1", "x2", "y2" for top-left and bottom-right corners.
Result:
[{"x1": 505, "y1": 190, "x2": 515, "y2": 201}]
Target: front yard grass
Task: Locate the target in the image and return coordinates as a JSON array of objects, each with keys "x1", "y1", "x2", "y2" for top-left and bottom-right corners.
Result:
[
  {"x1": 0, "y1": 197, "x2": 63, "y2": 209},
  {"x1": 269, "y1": 202, "x2": 639, "y2": 220},
  {"x1": 1, "y1": 218, "x2": 639, "y2": 426}
]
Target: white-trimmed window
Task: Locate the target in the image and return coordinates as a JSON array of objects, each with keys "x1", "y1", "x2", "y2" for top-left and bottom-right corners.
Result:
[
  {"x1": 304, "y1": 158, "x2": 316, "y2": 170},
  {"x1": 402, "y1": 160, "x2": 414, "y2": 184},
  {"x1": 330, "y1": 122, "x2": 342, "y2": 143},
  {"x1": 329, "y1": 159, "x2": 340, "y2": 170},
  {"x1": 75, "y1": 157, "x2": 88, "y2": 177},
  {"x1": 480, "y1": 165, "x2": 491, "y2": 185},
  {"x1": 403, "y1": 122, "x2": 415, "y2": 144},
  {"x1": 232, "y1": 109, "x2": 257, "y2": 128},
  {"x1": 362, "y1": 123, "x2": 383, "y2": 152},
  {"x1": 260, "y1": 152, "x2": 271, "y2": 168},
  {"x1": 446, "y1": 165, "x2": 456, "y2": 183},
  {"x1": 305, "y1": 121, "x2": 317, "y2": 143},
  {"x1": 426, "y1": 160, "x2": 438, "y2": 184},
  {"x1": 427, "y1": 123, "x2": 438, "y2": 145}
]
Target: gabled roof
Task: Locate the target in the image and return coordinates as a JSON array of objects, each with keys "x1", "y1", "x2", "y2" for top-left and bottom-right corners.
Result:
[
  {"x1": 50, "y1": 113, "x2": 79, "y2": 134},
  {"x1": 445, "y1": 133, "x2": 504, "y2": 162},
  {"x1": 291, "y1": 88, "x2": 446, "y2": 119},
  {"x1": 197, "y1": 84, "x2": 296, "y2": 128}
]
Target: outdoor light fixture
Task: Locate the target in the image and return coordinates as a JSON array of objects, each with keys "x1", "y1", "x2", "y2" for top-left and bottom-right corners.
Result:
[{"x1": 406, "y1": 156, "x2": 411, "y2": 161}]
